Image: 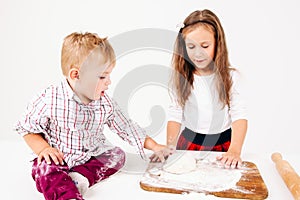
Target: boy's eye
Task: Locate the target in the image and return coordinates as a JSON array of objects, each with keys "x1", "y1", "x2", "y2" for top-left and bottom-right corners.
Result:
[{"x1": 98, "y1": 76, "x2": 106, "y2": 79}]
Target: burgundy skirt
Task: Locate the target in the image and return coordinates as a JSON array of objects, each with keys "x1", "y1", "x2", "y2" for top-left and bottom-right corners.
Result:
[{"x1": 176, "y1": 128, "x2": 231, "y2": 152}]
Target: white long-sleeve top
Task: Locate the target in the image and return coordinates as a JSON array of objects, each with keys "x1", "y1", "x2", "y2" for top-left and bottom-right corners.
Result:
[{"x1": 167, "y1": 70, "x2": 247, "y2": 134}]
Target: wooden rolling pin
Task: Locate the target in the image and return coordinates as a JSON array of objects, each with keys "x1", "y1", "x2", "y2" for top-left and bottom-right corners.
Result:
[{"x1": 271, "y1": 152, "x2": 300, "y2": 200}]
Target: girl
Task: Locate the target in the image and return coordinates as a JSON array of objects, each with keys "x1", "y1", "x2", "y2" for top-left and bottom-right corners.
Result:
[{"x1": 167, "y1": 9, "x2": 248, "y2": 169}]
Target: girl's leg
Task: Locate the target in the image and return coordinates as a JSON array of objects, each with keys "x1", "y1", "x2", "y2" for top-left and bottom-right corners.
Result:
[
  {"x1": 31, "y1": 158, "x2": 84, "y2": 200},
  {"x1": 70, "y1": 146, "x2": 125, "y2": 187}
]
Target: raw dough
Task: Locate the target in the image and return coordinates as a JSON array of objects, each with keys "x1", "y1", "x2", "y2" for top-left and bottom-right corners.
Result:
[
  {"x1": 143, "y1": 152, "x2": 243, "y2": 192},
  {"x1": 163, "y1": 153, "x2": 196, "y2": 174}
]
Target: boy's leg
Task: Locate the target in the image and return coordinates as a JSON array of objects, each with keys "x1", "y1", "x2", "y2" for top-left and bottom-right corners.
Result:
[
  {"x1": 31, "y1": 158, "x2": 84, "y2": 200},
  {"x1": 70, "y1": 146, "x2": 125, "y2": 187}
]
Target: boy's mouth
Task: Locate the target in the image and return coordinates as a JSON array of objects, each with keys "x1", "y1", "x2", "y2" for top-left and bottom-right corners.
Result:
[{"x1": 101, "y1": 91, "x2": 105, "y2": 96}]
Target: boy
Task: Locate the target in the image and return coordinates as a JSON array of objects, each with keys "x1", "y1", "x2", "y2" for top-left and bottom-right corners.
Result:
[{"x1": 14, "y1": 32, "x2": 167, "y2": 200}]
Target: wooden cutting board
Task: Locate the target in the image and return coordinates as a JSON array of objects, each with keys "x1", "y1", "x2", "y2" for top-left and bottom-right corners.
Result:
[{"x1": 140, "y1": 151, "x2": 268, "y2": 199}]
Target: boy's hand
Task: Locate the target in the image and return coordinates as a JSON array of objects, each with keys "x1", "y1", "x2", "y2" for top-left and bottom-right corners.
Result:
[
  {"x1": 149, "y1": 145, "x2": 176, "y2": 163},
  {"x1": 38, "y1": 147, "x2": 64, "y2": 165}
]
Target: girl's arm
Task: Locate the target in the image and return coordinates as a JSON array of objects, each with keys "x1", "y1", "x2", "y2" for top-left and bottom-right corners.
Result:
[
  {"x1": 217, "y1": 119, "x2": 248, "y2": 168},
  {"x1": 228, "y1": 119, "x2": 248, "y2": 155},
  {"x1": 23, "y1": 133, "x2": 64, "y2": 165},
  {"x1": 167, "y1": 121, "x2": 182, "y2": 147}
]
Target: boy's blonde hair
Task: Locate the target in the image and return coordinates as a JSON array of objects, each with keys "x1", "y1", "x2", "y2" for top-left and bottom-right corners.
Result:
[{"x1": 61, "y1": 32, "x2": 116, "y2": 76}]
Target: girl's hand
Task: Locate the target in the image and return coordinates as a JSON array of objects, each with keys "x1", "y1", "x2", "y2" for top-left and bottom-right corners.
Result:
[
  {"x1": 149, "y1": 144, "x2": 176, "y2": 163},
  {"x1": 38, "y1": 147, "x2": 64, "y2": 165},
  {"x1": 216, "y1": 151, "x2": 242, "y2": 169}
]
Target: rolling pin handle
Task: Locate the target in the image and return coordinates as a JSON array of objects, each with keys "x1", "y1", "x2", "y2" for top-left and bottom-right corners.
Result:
[{"x1": 271, "y1": 152, "x2": 282, "y2": 163}]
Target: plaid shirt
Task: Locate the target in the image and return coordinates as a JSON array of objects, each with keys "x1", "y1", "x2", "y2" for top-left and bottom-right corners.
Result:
[{"x1": 14, "y1": 79, "x2": 146, "y2": 168}]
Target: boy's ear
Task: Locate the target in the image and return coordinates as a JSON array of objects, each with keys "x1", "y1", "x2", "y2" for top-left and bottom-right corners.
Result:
[{"x1": 69, "y1": 68, "x2": 79, "y2": 80}]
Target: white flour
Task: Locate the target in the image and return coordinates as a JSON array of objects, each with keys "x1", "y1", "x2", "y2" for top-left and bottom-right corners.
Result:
[
  {"x1": 145, "y1": 152, "x2": 243, "y2": 192},
  {"x1": 163, "y1": 152, "x2": 197, "y2": 174},
  {"x1": 162, "y1": 162, "x2": 242, "y2": 192}
]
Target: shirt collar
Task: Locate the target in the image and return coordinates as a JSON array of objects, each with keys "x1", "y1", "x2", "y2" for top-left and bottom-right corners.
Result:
[
  {"x1": 62, "y1": 78, "x2": 75, "y2": 101},
  {"x1": 61, "y1": 78, "x2": 101, "y2": 108}
]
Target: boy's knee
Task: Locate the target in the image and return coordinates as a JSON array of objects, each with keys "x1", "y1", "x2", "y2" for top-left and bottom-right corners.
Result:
[
  {"x1": 114, "y1": 147, "x2": 126, "y2": 167},
  {"x1": 107, "y1": 147, "x2": 125, "y2": 169},
  {"x1": 32, "y1": 159, "x2": 68, "y2": 178}
]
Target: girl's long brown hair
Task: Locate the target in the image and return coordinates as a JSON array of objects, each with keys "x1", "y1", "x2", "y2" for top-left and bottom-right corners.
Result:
[{"x1": 170, "y1": 9, "x2": 234, "y2": 108}]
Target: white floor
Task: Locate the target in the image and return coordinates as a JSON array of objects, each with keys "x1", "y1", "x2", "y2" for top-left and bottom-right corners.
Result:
[{"x1": 1, "y1": 139, "x2": 299, "y2": 200}]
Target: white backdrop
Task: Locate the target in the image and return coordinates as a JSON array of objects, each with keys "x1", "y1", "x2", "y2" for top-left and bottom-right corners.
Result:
[{"x1": 1, "y1": 0, "x2": 300, "y2": 157}]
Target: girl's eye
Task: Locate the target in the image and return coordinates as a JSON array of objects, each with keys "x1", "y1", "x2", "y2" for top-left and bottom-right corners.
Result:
[
  {"x1": 187, "y1": 45, "x2": 195, "y2": 49},
  {"x1": 202, "y1": 45, "x2": 209, "y2": 48}
]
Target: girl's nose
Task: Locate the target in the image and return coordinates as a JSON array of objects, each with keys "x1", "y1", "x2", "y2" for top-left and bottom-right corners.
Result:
[{"x1": 195, "y1": 47, "x2": 205, "y2": 57}]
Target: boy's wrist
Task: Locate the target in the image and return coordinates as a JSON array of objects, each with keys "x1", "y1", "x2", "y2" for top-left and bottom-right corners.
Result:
[
  {"x1": 152, "y1": 144, "x2": 166, "y2": 152},
  {"x1": 36, "y1": 145, "x2": 51, "y2": 156}
]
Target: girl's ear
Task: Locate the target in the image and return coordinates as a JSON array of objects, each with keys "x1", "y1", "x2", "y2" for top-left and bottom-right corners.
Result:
[{"x1": 69, "y1": 68, "x2": 79, "y2": 80}]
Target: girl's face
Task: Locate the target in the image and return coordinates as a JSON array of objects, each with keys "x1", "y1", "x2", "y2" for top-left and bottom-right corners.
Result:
[
  {"x1": 74, "y1": 48, "x2": 113, "y2": 104},
  {"x1": 185, "y1": 26, "x2": 215, "y2": 75}
]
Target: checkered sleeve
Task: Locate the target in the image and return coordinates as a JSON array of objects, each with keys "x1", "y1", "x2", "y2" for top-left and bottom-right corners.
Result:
[
  {"x1": 14, "y1": 89, "x2": 50, "y2": 137},
  {"x1": 106, "y1": 97, "x2": 147, "y2": 160}
]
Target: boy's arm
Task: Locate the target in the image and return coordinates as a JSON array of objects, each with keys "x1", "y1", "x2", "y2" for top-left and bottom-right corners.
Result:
[
  {"x1": 145, "y1": 136, "x2": 176, "y2": 163},
  {"x1": 146, "y1": 121, "x2": 181, "y2": 163},
  {"x1": 106, "y1": 97, "x2": 173, "y2": 162},
  {"x1": 23, "y1": 133, "x2": 50, "y2": 155},
  {"x1": 23, "y1": 133, "x2": 64, "y2": 165},
  {"x1": 106, "y1": 98, "x2": 149, "y2": 159},
  {"x1": 144, "y1": 136, "x2": 165, "y2": 152}
]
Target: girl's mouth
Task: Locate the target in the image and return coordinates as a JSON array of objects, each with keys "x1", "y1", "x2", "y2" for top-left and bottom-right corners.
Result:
[{"x1": 195, "y1": 59, "x2": 205, "y2": 63}]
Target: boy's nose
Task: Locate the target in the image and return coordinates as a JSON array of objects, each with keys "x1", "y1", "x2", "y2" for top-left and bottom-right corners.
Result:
[{"x1": 106, "y1": 77, "x2": 111, "y2": 85}]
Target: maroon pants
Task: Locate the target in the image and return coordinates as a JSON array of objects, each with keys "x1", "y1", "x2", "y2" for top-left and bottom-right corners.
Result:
[{"x1": 31, "y1": 147, "x2": 125, "y2": 200}]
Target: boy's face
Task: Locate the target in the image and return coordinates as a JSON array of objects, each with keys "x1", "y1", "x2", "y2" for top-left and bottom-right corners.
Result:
[{"x1": 74, "y1": 48, "x2": 114, "y2": 104}]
